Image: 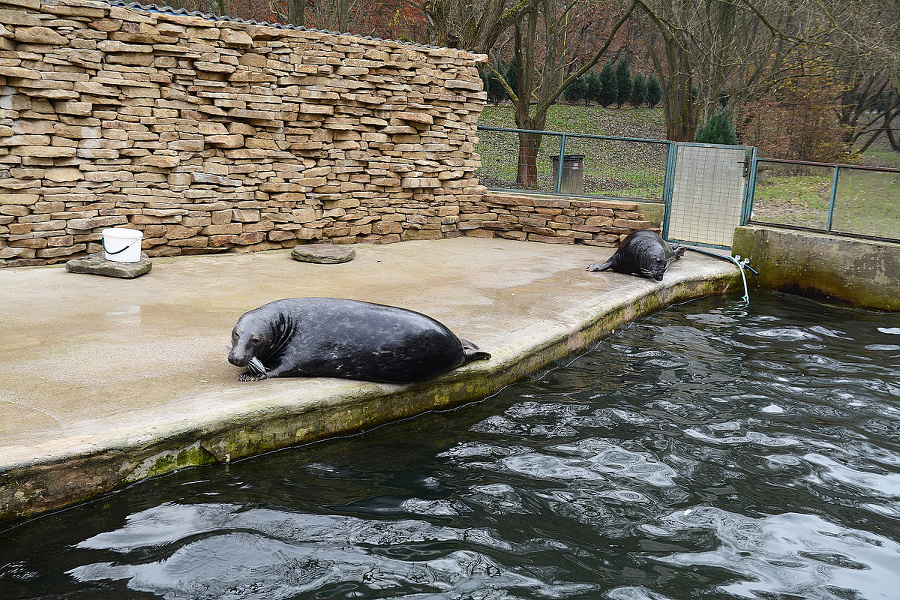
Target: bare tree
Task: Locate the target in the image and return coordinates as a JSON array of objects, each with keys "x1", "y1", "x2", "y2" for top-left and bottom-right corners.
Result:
[
  {"x1": 272, "y1": 0, "x2": 375, "y2": 33},
  {"x1": 308, "y1": 0, "x2": 354, "y2": 32},
  {"x1": 631, "y1": 0, "x2": 900, "y2": 149},
  {"x1": 480, "y1": 0, "x2": 637, "y2": 185},
  {"x1": 411, "y1": 0, "x2": 540, "y2": 53},
  {"x1": 287, "y1": 0, "x2": 308, "y2": 26},
  {"x1": 631, "y1": 0, "x2": 806, "y2": 142},
  {"x1": 838, "y1": 74, "x2": 900, "y2": 152},
  {"x1": 826, "y1": 0, "x2": 900, "y2": 152}
]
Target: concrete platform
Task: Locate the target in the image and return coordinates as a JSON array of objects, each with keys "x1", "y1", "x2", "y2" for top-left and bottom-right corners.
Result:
[{"x1": 0, "y1": 237, "x2": 740, "y2": 521}]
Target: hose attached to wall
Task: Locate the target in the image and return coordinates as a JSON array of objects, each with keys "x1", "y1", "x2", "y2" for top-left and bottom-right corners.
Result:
[{"x1": 682, "y1": 247, "x2": 757, "y2": 305}]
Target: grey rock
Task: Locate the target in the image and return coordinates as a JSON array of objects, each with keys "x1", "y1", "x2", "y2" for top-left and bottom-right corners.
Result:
[
  {"x1": 66, "y1": 253, "x2": 152, "y2": 278},
  {"x1": 291, "y1": 244, "x2": 356, "y2": 264}
]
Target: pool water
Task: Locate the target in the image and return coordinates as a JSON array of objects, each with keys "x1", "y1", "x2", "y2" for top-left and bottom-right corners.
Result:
[{"x1": 2, "y1": 292, "x2": 899, "y2": 599}]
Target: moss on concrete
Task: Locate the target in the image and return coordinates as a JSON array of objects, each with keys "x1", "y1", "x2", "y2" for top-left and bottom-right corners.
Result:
[
  {"x1": 733, "y1": 226, "x2": 900, "y2": 311},
  {"x1": 125, "y1": 442, "x2": 218, "y2": 482}
]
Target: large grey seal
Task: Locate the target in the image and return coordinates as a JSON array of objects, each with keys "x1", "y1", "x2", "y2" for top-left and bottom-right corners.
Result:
[
  {"x1": 228, "y1": 297, "x2": 490, "y2": 383},
  {"x1": 587, "y1": 230, "x2": 685, "y2": 281}
]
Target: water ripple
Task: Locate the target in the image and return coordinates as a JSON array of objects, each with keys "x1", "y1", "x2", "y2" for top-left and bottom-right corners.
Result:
[
  {"x1": 650, "y1": 508, "x2": 900, "y2": 599},
  {"x1": 6, "y1": 292, "x2": 900, "y2": 600},
  {"x1": 70, "y1": 503, "x2": 596, "y2": 599}
]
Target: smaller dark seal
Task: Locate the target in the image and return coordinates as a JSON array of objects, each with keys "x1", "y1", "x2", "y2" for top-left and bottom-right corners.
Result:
[
  {"x1": 587, "y1": 230, "x2": 685, "y2": 281},
  {"x1": 228, "y1": 297, "x2": 490, "y2": 383}
]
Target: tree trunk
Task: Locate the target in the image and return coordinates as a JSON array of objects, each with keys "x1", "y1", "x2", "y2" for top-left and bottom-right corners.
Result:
[
  {"x1": 494, "y1": 0, "x2": 635, "y2": 185},
  {"x1": 511, "y1": 9, "x2": 550, "y2": 187},
  {"x1": 662, "y1": 40, "x2": 698, "y2": 142},
  {"x1": 287, "y1": 0, "x2": 307, "y2": 26},
  {"x1": 516, "y1": 131, "x2": 543, "y2": 187}
]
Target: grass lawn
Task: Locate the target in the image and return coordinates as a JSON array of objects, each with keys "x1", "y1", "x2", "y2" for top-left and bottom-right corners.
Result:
[
  {"x1": 752, "y1": 138, "x2": 900, "y2": 239},
  {"x1": 751, "y1": 169, "x2": 833, "y2": 230},
  {"x1": 476, "y1": 104, "x2": 669, "y2": 200},
  {"x1": 832, "y1": 168, "x2": 900, "y2": 238}
]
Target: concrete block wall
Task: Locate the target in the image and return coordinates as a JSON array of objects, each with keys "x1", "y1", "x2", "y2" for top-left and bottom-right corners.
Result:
[
  {"x1": 732, "y1": 225, "x2": 900, "y2": 311},
  {"x1": 0, "y1": 0, "x2": 489, "y2": 266}
]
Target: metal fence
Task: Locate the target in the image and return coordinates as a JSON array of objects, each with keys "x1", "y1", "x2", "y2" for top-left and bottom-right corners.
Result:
[
  {"x1": 665, "y1": 143, "x2": 754, "y2": 249},
  {"x1": 476, "y1": 126, "x2": 671, "y2": 202},
  {"x1": 476, "y1": 125, "x2": 900, "y2": 246},
  {"x1": 748, "y1": 159, "x2": 900, "y2": 243}
]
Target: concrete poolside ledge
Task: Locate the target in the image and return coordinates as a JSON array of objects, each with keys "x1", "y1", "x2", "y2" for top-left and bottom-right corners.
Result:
[
  {"x1": 0, "y1": 238, "x2": 741, "y2": 522},
  {"x1": 733, "y1": 225, "x2": 900, "y2": 311}
]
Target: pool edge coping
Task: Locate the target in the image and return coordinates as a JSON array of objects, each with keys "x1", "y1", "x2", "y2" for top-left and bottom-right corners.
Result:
[{"x1": 0, "y1": 268, "x2": 741, "y2": 524}]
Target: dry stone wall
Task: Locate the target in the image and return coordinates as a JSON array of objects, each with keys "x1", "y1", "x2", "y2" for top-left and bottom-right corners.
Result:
[
  {"x1": 460, "y1": 192, "x2": 652, "y2": 245},
  {"x1": 0, "y1": 0, "x2": 653, "y2": 267},
  {"x1": 0, "y1": 0, "x2": 489, "y2": 266}
]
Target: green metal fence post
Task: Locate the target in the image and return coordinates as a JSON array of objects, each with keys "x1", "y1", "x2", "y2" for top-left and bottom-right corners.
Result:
[
  {"x1": 826, "y1": 165, "x2": 840, "y2": 232},
  {"x1": 555, "y1": 134, "x2": 567, "y2": 195},
  {"x1": 743, "y1": 146, "x2": 758, "y2": 225},
  {"x1": 661, "y1": 142, "x2": 677, "y2": 240}
]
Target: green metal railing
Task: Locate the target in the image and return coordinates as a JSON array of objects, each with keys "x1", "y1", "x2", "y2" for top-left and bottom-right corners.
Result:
[
  {"x1": 749, "y1": 158, "x2": 900, "y2": 243},
  {"x1": 475, "y1": 126, "x2": 672, "y2": 202}
]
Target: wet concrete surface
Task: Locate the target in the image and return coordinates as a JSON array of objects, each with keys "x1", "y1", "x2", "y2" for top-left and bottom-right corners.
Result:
[{"x1": 0, "y1": 237, "x2": 740, "y2": 520}]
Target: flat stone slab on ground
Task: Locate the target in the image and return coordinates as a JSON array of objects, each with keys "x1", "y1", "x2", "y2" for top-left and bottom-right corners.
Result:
[
  {"x1": 291, "y1": 244, "x2": 356, "y2": 264},
  {"x1": 65, "y1": 252, "x2": 152, "y2": 278}
]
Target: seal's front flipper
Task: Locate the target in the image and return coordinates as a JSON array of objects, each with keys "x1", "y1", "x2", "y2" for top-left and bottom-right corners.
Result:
[
  {"x1": 237, "y1": 357, "x2": 268, "y2": 381},
  {"x1": 459, "y1": 338, "x2": 491, "y2": 364},
  {"x1": 587, "y1": 258, "x2": 614, "y2": 272},
  {"x1": 237, "y1": 371, "x2": 268, "y2": 382}
]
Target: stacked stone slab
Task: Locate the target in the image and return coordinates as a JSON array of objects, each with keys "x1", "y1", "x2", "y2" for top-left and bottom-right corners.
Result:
[
  {"x1": 460, "y1": 192, "x2": 652, "y2": 245},
  {"x1": 0, "y1": 0, "x2": 489, "y2": 266},
  {"x1": 0, "y1": 0, "x2": 656, "y2": 267}
]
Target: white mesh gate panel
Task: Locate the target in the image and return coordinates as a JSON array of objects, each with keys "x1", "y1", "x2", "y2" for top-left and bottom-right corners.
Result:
[{"x1": 665, "y1": 144, "x2": 749, "y2": 248}]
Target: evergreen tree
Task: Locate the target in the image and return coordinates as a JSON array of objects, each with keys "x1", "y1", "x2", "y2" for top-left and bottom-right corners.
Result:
[
  {"x1": 646, "y1": 74, "x2": 662, "y2": 108},
  {"x1": 481, "y1": 67, "x2": 506, "y2": 104},
  {"x1": 615, "y1": 57, "x2": 632, "y2": 108},
  {"x1": 695, "y1": 109, "x2": 738, "y2": 145},
  {"x1": 587, "y1": 71, "x2": 602, "y2": 105},
  {"x1": 488, "y1": 62, "x2": 506, "y2": 103},
  {"x1": 505, "y1": 60, "x2": 518, "y2": 101},
  {"x1": 563, "y1": 73, "x2": 588, "y2": 104},
  {"x1": 630, "y1": 73, "x2": 647, "y2": 107},
  {"x1": 598, "y1": 61, "x2": 617, "y2": 108}
]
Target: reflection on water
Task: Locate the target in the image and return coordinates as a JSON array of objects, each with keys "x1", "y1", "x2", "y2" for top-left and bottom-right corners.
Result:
[
  {"x1": 71, "y1": 503, "x2": 586, "y2": 599},
  {"x1": 2, "y1": 292, "x2": 900, "y2": 600}
]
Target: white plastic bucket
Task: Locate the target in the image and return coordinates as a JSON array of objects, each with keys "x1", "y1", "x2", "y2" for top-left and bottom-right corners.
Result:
[{"x1": 102, "y1": 228, "x2": 143, "y2": 262}]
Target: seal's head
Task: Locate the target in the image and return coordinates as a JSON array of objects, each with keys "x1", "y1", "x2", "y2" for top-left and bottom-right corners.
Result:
[
  {"x1": 227, "y1": 311, "x2": 272, "y2": 369},
  {"x1": 641, "y1": 251, "x2": 669, "y2": 281}
]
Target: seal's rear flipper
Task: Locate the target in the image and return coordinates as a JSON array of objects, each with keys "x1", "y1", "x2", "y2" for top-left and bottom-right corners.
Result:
[
  {"x1": 587, "y1": 258, "x2": 614, "y2": 272},
  {"x1": 672, "y1": 245, "x2": 686, "y2": 259},
  {"x1": 459, "y1": 338, "x2": 491, "y2": 364}
]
